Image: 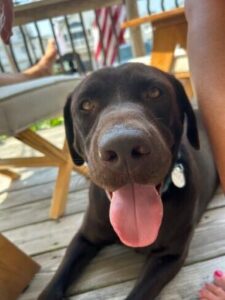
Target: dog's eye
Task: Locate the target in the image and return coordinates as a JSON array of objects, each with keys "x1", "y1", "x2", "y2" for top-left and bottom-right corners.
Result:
[
  {"x1": 80, "y1": 100, "x2": 96, "y2": 112},
  {"x1": 143, "y1": 87, "x2": 161, "y2": 100}
]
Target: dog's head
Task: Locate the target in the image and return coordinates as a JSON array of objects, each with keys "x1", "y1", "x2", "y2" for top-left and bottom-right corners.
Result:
[{"x1": 64, "y1": 63, "x2": 199, "y2": 248}]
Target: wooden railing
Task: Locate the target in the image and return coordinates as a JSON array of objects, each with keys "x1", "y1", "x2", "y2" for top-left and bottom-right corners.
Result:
[
  {"x1": 0, "y1": 0, "x2": 183, "y2": 74},
  {"x1": 146, "y1": 0, "x2": 182, "y2": 14},
  {"x1": 13, "y1": 0, "x2": 122, "y2": 26}
]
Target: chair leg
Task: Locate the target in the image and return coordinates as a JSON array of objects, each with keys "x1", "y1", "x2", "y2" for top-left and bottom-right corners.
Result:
[
  {"x1": 151, "y1": 21, "x2": 188, "y2": 72},
  {"x1": 15, "y1": 130, "x2": 72, "y2": 219},
  {"x1": 0, "y1": 169, "x2": 21, "y2": 180},
  {"x1": 175, "y1": 72, "x2": 194, "y2": 99},
  {"x1": 150, "y1": 25, "x2": 176, "y2": 72},
  {"x1": 49, "y1": 159, "x2": 73, "y2": 219},
  {"x1": 1, "y1": 129, "x2": 88, "y2": 218},
  {"x1": 0, "y1": 234, "x2": 40, "y2": 300},
  {"x1": 49, "y1": 141, "x2": 74, "y2": 219}
]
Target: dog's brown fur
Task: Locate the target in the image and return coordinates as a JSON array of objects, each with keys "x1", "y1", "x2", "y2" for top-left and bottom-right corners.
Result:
[{"x1": 38, "y1": 63, "x2": 218, "y2": 300}]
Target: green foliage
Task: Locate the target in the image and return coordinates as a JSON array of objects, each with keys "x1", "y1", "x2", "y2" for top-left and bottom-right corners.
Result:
[
  {"x1": 0, "y1": 117, "x2": 64, "y2": 141},
  {"x1": 0, "y1": 135, "x2": 7, "y2": 142},
  {"x1": 30, "y1": 117, "x2": 64, "y2": 131}
]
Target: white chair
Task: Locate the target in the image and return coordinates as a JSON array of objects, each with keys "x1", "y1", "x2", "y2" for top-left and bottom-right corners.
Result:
[{"x1": 0, "y1": 75, "x2": 88, "y2": 219}]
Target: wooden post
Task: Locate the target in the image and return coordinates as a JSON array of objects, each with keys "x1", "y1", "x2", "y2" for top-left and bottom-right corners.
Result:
[
  {"x1": 2, "y1": 44, "x2": 18, "y2": 73},
  {"x1": 0, "y1": 234, "x2": 40, "y2": 300},
  {"x1": 125, "y1": 0, "x2": 145, "y2": 57}
]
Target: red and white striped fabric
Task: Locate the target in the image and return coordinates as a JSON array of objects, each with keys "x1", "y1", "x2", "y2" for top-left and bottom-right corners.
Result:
[{"x1": 93, "y1": 5, "x2": 126, "y2": 67}]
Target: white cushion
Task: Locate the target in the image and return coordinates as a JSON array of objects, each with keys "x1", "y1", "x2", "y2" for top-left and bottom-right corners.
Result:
[{"x1": 0, "y1": 75, "x2": 82, "y2": 136}]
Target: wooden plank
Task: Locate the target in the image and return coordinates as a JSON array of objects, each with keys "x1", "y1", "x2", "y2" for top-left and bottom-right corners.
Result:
[
  {"x1": 18, "y1": 250, "x2": 225, "y2": 300},
  {"x1": 0, "y1": 166, "x2": 82, "y2": 194},
  {"x1": 0, "y1": 189, "x2": 88, "y2": 231},
  {"x1": 18, "y1": 245, "x2": 144, "y2": 300},
  {"x1": 0, "y1": 143, "x2": 39, "y2": 160},
  {"x1": 187, "y1": 215, "x2": 225, "y2": 264},
  {"x1": 0, "y1": 156, "x2": 59, "y2": 168},
  {"x1": 122, "y1": 7, "x2": 185, "y2": 29},
  {"x1": 3, "y1": 200, "x2": 225, "y2": 262},
  {"x1": 0, "y1": 179, "x2": 223, "y2": 211},
  {"x1": 69, "y1": 248, "x2": 144, "y2": 295},
  {"x1": 4, "y1": 213, "x2": 84, "y2": 256},
  {"x1": 1, "y1": 188, "x2": 223, "y2": 232},
  {"x1": 0, "y1": 234, "x2": 40, "y2": 300},
  {"x1": 19, "y1": 275, "x2": 131, "y2": 300},
  {"x1": 200, "y1": 205, "x2": 225, "y2": 226},
  {"x1": 207, "y1": 192, "x2": 225, "y2": 209},
  {"x1": 14, "y1": 0, "x2": 122, "y2": 26},
  {"x1": 0, "y1": 174, "x2": 89, "y2": 209},
  {"x1": 0, "y1": 127, "x2": 64, "y2": 160},
  {"x1": 0, "y1": 163, "x2": 222, "y2": 210},
  {"x1": 72, "y1": 255, "x2": 225, "y2": 299},
  {"x1": 0, "y1": 168, "x2": 60, "y2": 193},
  {"x1": 34, "y1": 245, "x2": 130, "y2": 273},
  {"x1": 69, "y1": 255, "x2": 225, "y2": 300},
  {"x1": 16, "y1": 129, "x2": 67, "y2": 163},
  {"x1": 69, "y1": 281, "x2": 131, "y2": 300},
  {"x1": 0, "y1": 169, "x2": 20, "y2": 180}
]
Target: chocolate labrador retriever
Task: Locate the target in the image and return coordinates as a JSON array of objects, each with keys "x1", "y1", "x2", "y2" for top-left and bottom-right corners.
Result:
[{"x1": 38, "y1": 63, "x2": 218, "y2": 300}]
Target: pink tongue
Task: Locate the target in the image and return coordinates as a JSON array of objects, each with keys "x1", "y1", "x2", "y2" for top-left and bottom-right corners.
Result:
[{"x1": 109, "y1": 183, "x2": 163, "y2": 248}]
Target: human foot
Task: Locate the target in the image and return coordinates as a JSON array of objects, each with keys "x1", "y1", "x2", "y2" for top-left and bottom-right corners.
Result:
[
  {"x1": 23, "y1": 39, "x2": 57, "y2": 78},
  {"x1": 199, "y1": 270, "x2": 225, "y2": 300}
]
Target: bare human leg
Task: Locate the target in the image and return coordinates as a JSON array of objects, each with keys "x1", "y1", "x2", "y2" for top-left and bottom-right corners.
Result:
[
  {"x1": 185, "y1": 1, "x2": 225, "y2": 299},
  {"x1": 185, "y1": 0, "x2": 225, "y2": 193},
  {"x1": 0, "y1": 39, "x2": 57, "y2": 86}
]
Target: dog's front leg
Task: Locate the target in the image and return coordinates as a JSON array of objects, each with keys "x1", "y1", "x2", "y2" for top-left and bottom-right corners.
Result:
[
  {"x1": 126, "y1": 251, "x2": 186, "y2": 300},
  {"x1": 37, "y1": 232, "x2": 103, "y2": 300}
]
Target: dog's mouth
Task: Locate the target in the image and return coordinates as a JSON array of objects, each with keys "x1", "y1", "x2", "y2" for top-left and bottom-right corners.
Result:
[{"x1": 106, "y1": 183, "x2": 163, "y2": 248}]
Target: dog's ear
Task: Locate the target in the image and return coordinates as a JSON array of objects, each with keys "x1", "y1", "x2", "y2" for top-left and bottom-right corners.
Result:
[
  {"x1": 170, "y1": 75, "x2": 200, "y2": 149},
  {"x1": 64, "y1": 94, "x2": 85, "y2": 166}
]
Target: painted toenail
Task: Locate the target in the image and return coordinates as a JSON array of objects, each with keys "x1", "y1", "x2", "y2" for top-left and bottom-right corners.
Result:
[{"x1": 214, "y1": 270, "x2": 223, "y2": 278}]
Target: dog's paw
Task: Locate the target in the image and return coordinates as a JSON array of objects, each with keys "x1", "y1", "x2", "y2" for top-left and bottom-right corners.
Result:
[{"x1": 37, "y1": 289, "x2": 65, "y2": 300}]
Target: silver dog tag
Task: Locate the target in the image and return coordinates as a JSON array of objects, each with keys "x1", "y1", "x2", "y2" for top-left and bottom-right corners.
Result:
[{"x1": 171, "y1": 164, "x2": 186, "y2": 188}]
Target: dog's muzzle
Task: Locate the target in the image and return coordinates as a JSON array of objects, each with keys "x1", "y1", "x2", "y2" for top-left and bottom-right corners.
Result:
[{"x1": 98, "y1": 125, "x2": 151, "y2": 173}]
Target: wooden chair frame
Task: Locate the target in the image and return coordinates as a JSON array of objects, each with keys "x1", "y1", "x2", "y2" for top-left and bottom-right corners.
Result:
[
  {"x1": 0, "y1": 129, "x2": 88, "y2": 219},
  {"x1": 122, "y1": 7, "x2": 194, "y2": 98},
  {"x1": 0, "y1": 234, "x2": 40, "y2": 300}
]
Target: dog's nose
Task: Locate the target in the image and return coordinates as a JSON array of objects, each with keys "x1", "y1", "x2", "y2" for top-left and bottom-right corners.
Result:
[{"x1": 98, "y1": 127, "x2": 150, "y2": 170}]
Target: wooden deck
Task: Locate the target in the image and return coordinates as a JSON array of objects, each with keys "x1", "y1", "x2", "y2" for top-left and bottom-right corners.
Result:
[{"x1": 1, "y1": 125, "x2": 225, "y2": 300}]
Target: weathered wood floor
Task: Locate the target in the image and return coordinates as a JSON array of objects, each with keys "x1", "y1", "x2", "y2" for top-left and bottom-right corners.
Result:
[{"x1": 1, "y1": 126, "x2": 225, "y2": 300}]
